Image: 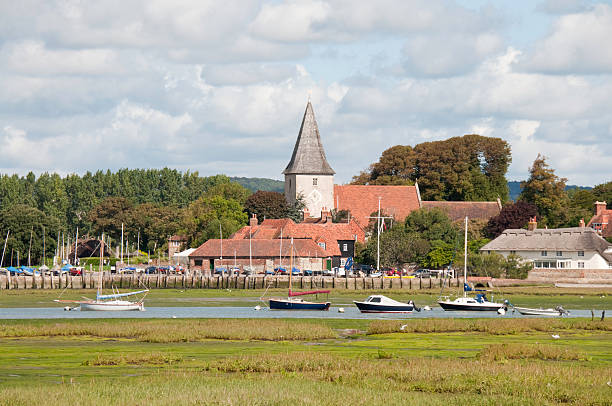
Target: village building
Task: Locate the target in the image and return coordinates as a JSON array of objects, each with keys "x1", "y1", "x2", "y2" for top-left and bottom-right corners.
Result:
[
  {"x1": 188, "y1": 238, "x2": 327, "y2": 274},
  {"x1": 480, "y1": 218, "x2": 612, "y2": 282},
  {"x1": 168, "y1": 235, "x2": 187, "y2": 258},
  {"x1": 587, "y1": 201, "x2": 611, "y2": 238},
  {"x1": 284, "y1": 101, "x2": 502, "y2": 228},
  {"x1": 230, "y1": 212, "x2": 364, "y2": 269}
]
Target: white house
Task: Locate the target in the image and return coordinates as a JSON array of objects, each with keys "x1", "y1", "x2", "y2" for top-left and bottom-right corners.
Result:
[{"x1": 480, "y1": 227, "x2": 612, "y2": 271}]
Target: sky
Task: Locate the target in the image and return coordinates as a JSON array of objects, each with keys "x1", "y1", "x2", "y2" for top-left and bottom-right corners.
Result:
[{"x1": 1, "y1": 0, "x2": 611, "y2": 186}]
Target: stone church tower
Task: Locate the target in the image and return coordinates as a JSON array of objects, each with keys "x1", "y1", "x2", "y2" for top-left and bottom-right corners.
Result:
[{"x1": 284, "y1": 101, "x2": 335, "y2": 218}]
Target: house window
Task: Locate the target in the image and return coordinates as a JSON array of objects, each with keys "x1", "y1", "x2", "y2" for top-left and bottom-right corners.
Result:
[
  {"x1": 510, "y1": 250, "x2": 516, "y2": 255},
  {"x1": 318, "y1": 242, "x2": 326, "y2": 250},
  {"x1": 313, "y1": 178, "x2": 318, "y2": 186},
  {"x1": 577, "y1": 262, "x2": 584, "y2": 268},
  {"x1": 342, "y1": 243, "x2": 348, "y2": 251},
  {"x1": 556, "y1": 251, "x2": 562, "y2": 257},
  {"x1": 541, "y1": 251, "x2": 547, "y2": 257},
  {"x1": 609, "y1": 263, "x2": 612, "y2": 269},
  {"x1": 194, "y1": 259, "x2": 202, "y2": 266},
  {"x1": 578, "y1": 251, "x2": 584, "y2": 257}
]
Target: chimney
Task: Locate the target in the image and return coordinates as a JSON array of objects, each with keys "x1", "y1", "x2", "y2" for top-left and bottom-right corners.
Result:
[
  {"x1": 579, "y1": 218, "x2": 585, "y2": 228},
  {"x1": 249, "y1": 213, "x2": 258, "y2": 227},
  {"x1": 321, "y1": 207, "x2": 332, "y2": 223},
  {"x1": 528, "y1": 216, "x2": 537, "y2": 231},
  {"x1": 302, "y1": 208, "x2": 310, "y2": 221},
  {"x1": 595, "y1": 201, "x2": 607, "y2": 216}
]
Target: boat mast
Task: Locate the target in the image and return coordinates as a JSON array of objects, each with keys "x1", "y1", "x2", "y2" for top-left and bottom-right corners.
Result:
[
  {"x1": 377, "y1": 197, "x2": 381, "y2": 272},
  {"x1": 74, "y1": 227, "x2": 78, "y2": 265},
  {"x1": 99, "y1": 234, "x2": 104, "y2": 298},
  {"x1": 249, "y1": 225, "x2": 252, "y2": 272},
  {"x1": 289, "y1": 238, "x2": 293, "y2": 295},
  {"x1": 120, "y1": 223, "x2": 124, "y2": 264},
  {"x1": 463, "y1": 216, "x2": 468, "y2": 298},
  {"x1": 0, "y1": 230, "x2": 9, "y2": 268}
]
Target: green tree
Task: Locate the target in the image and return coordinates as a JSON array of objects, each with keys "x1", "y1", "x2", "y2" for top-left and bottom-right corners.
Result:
[
  {"x1": 519, "y1": 155, "x2": 569, "y2": 228},
  {"x1": 88, "y1": 197, "x2": 134, "y2": 241},
  {"x1": 244, "y1": 191, "x2": 288, "y2": 220},
  {"x1": 404, "y1": 208, "x2": 458, "y2": 244},
  {"x1": 0, "y1": 205, "x2": 61, "y2": 267},
  {"x1": 592, "y1": 181, "x2": 612, "y2": 208},
  {"x1": 352, "y1": 134, "x2": 511, "y2": 201}
]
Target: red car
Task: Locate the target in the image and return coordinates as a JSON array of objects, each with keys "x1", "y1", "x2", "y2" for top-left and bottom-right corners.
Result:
[{"x1": 69, "y1": 267, "x2": 83, "y2": 276}]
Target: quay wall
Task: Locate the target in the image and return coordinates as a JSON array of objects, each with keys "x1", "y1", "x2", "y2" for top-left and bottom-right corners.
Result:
[{"x1": 0, "y1": 273, "x2": 465, "y2": 290}]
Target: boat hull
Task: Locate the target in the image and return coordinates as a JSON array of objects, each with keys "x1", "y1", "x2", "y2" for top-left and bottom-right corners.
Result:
[
  {"x1": 353, "y1": 301, "x2": 414, "y2": 313},
  {"x1": 269, "y1": 298, "x2": 330, "y2": 311},
  {"x1": 438, "y1": 301, "x2": 504, "y2": 312},
  {"x1": 80, "y1": 301, "x2": 145, "y2": 311},
  {"x1": 513, "y1": 306, "x2": 566, "y2": 316}
]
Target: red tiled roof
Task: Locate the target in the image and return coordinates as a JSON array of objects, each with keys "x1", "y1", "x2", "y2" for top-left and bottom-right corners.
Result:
[
  {"x1": 189, "y1": 239, "x2": 327, "y2": 259},
  {"x1": 587, "y1": 210, "x2": 612, "y2": 238},
  {"x1": 230, "y1": 217, "x2": 365, "y2": 257},
  {"x1": 421, "y1": 201, "x2": 501, "y2": 221},
  {"x1": 169, "y1": 235, "x2": 187, "y2": 242},
  {"x1": 333, "y1": 185, "x2": 421, "y2": 229}
]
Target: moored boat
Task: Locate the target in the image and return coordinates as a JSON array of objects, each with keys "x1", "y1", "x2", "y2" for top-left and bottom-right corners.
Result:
[
  {"x1": 513, "y1": 305, "x2": 568, "y2": 316},
  {"x1": 354, "y1": 295, "x2": 418, "y2": 313}
]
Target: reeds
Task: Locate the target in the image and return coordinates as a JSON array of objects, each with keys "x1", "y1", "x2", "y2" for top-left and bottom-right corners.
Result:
[
  {"x1": 478, "y1": 343, "x2": 588, "y2": 361},
  {"x1": 82, "y1": 352, "x2": 182, "y2": 366},
  {"x1": 368, "y1": 318, "x2": 612, "y2": 335},
  {"x1": 0, "y1": 319, "x2": 336, "y2": 342}
]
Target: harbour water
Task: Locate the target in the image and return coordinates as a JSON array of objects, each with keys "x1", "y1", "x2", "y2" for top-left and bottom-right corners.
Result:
[{"x1": 0, "y1": 306, "x2": 604, "y2": 320}]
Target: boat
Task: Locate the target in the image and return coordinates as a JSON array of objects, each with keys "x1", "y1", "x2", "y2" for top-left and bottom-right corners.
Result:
[
  {"x1": 354, "y1": 295, "x2": 419, "y2": 313},
  {"x1": 268, "y1": 238, "x2": 330, "y2": 311},
  {"x1": 438, "y1": 217, "x2": 507, "y2": 312},
  {"x1": 54, "y1": 234, "x2": 148, "y2": 311},
  {"x1": 513, "y1": 305, "x2": 569, "y2": 316}
]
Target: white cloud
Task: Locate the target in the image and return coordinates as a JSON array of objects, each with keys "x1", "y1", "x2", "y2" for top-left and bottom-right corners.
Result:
[{"x1": 521, "y1": 4, "x2": 612, "y2": 74}]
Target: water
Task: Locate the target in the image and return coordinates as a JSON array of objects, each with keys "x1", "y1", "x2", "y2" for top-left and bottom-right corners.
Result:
[{"x1": 0, "y1": 306, "x2": 604, "y2": 320}]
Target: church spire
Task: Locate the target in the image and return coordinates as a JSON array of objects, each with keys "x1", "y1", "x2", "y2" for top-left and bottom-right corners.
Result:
[{"x1": 283, "y1": 101, "x2": 335, "y2": 175}]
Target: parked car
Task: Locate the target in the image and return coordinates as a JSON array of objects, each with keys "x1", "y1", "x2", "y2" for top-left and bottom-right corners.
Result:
[
  {"x1": 69, "y1": 267, "x2": 84, "y2": 276},
  {"x1": 322, "y1": 269, "x2": 335, "y2": 276},
  {"x1": 411, "y1": 269, "x2": 432, "y2": 278},
  {"x1": 144, "y1": 266, "x2": 158, "y2": 274}
]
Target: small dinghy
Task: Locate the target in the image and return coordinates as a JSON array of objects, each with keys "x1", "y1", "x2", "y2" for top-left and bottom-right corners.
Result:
[
  {"x1": 513, "y1": 305, "x2": 569, "y2": 316},
  {"x1": 354, "y1": 295, "x2": 419, "y2": 313}
]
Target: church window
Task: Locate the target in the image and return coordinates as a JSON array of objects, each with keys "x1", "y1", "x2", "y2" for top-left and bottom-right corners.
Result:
[{"x1": 313, "y1": 178, "x2": 318, "y2": 186}]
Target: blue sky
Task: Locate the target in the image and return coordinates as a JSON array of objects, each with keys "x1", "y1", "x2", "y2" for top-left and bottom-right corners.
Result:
[{"x1": 1, "y1": 0, "x2": 611, "y2": 186}]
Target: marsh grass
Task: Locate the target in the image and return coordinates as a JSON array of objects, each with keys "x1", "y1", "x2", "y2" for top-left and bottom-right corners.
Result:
[
  {"x1": 82, "y1": 352, "x2": 183, "y2": 366},
  {"x1": 0, "y1": 319, "x2": 336, "y2": 342},
  {"x1": 478, "y1": 343, "x2": 589, "y2": 361},
  {"x1": 201, "y1": 352, "x2": 609, "y2": 405},
  {"x1": 369, "y1": 318, "x2": 612, "y2": 335}
]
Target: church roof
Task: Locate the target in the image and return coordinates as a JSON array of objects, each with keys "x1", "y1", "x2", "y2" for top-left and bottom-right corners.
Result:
[{"x1": 283, "y1": 101, "x2": 335, "y2": 175}]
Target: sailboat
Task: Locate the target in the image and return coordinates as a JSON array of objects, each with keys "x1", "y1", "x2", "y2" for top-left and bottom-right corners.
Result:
[
  {"x1": 55, "y1": 234, "x2": 149, "y2": 311},
  {"x1": 268, "y1": 238, "x2": 331, "y2": 310},
  {"x1": 438, "y1": 217, "x2": 507, "y2": 312}
]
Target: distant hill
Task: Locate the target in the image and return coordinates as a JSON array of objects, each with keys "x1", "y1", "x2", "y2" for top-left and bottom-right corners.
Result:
[
  {"x1": 230, "y1": 177, "x2": 284, "y2": 193},
  {"x1": 508, "y1": 181, "x2": 592, "y2": 201}
]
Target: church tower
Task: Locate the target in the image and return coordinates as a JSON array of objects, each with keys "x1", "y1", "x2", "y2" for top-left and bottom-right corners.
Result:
[{"x1": 284, "y1": 101, "x2": 335, "y2": 218}]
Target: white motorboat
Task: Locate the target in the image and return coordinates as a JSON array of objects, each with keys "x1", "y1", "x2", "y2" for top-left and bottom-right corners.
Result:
[
  {"x1": 513, "y1": 305, "x2": 569, "y2": 316},
  {"x1": 354, "y1": 295, "x2": 418, "y2": 313}
]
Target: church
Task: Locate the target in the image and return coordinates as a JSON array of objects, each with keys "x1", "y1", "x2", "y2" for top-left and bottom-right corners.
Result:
[{"x1": 283, "y1": 101, "x2": 502, "y2": 229}]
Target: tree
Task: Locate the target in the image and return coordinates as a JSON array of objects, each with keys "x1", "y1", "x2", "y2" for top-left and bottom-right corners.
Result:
[
  {"x1": 88, "y1": 197, "x2": 134, "y2": 241},
  {"x1": 485, "y1": 201, "x2": 538, "y2": 238},
  {"x1": 519, "y1": 155, "x2": 569, "y2": 228},
  {"x1": 285, "y1": 194, "x2": 306, "y2": 223},
  {"x1": 592, "y1": 181, "x2": 612, "y2": 208},
  {"x1": 404, "y1": 208, "x2": 458, "y2": 245},
  {"x1": 351, "y1": 134, "x2": 511, "y2": 201},
  {"x1": 244, "y1": 191, "x2": 288, "y2": 220},
  {"x1": 566, "y1": 189, "x2": 596, "y2": 227},
  {"x1": 0, "y1": 205, "x2": 61, "y2": 266},
  {"x1": 180, "y1": 195, "x2": 248, "y2": 248}
]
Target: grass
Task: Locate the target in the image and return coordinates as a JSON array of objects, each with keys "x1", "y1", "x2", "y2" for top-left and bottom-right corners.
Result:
[
  {"x1": 0, "y1": 317, "x2": 610, "y2": 405},
  {"x1": 478, "y1": 343, "x2": 588, "y2": 361},
  {"x1": 368, "y1": 318, "x2": 612, "y2": 335},
  {"x1": 0, "y1": 319, "x2": 337, "y2": 342}
]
